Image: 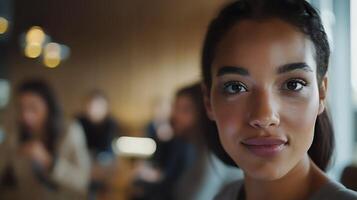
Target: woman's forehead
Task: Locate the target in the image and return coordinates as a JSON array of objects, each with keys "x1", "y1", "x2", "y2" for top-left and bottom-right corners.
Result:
[{"x1": 212, "y1": 18, "x2": 317, "y2": 76}]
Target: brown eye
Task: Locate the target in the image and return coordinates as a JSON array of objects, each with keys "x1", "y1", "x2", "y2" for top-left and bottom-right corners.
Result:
[
  {"x1": 223, "y1": 81, "x2": 248, "y2": 94},
  {"x1": 284, "y1": 79, "x2": 306, "y2": 91}
]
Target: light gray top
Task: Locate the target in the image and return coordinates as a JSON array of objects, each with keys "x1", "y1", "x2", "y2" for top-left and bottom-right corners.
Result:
[{"x1": 214, "y1": 179, "x2": 357, "y2": 200}]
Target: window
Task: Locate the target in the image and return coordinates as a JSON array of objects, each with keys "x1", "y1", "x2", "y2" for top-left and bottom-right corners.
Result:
[{"x1": 351, "y1": 0, "x2": 357, "y2": 107}]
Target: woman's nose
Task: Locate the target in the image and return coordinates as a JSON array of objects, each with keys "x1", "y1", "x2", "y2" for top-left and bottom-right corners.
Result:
[{"x1": 248, "y1": 90, "x2": 280, "y2": 129}]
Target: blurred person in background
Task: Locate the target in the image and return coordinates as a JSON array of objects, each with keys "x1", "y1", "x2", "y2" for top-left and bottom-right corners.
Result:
[
  {"x1": 0, "y1": 79, "x2": 90, "y2": 200},
  {"x1": 134, "y1": 97, "x2": 173, "y2": 187},
  {"x1": 131, "y1": 97, "x2": 175, "y2": 200},
  {"x1": 145, "y1": 97, "x2": 174, "y2": 169},
  {"x1": 132, "y1": 83, "x2": 241, "y2": 200},
  {"x1": 76, "y1": 90, "x2": 121, "y2": 200},
  {"x1": 172, "y1": 83, "x2": 242, "y2": 200}
]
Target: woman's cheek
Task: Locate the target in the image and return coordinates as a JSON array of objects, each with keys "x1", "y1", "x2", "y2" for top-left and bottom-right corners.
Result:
[
  {"x1": 212, "y1": 94, "x2": 247, "y2": 157},
  {"x1": 281, "y1": 93, "x2": 319, "y2": 151}
]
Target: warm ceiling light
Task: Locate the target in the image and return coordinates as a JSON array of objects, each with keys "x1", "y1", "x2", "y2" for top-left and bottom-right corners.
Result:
[
  {"x1": 43, "y1": 42, "x2": 61, "y2": 68},
  {"x1": 43, "y1": 56, "x2": 61, "y2": 68},
  {"x1": 26, "y1": 26, "x2": 45, "y2": 44},
  {"x1": 0, "y1": 17, "x2": 9, "y2": 34},
  {"x1": 24, "y1": 43, "x2": 42, "y2": 58}
]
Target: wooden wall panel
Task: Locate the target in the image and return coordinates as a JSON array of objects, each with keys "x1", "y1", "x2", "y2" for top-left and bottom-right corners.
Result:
[{"x1": 7, "y1": 0, "x2": 229, "y2": 133}]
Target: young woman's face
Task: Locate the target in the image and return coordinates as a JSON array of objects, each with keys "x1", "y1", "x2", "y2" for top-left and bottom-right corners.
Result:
[
  {"x1": 19, "y1": 92, "x2": 48, "y2": 134},
  {"x1": 206, "y1": 19, "x2": 326, "y2": 180}
]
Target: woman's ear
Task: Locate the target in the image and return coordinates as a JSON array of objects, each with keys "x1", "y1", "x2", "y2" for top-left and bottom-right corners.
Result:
[
  {"x1": 318, "y1": 76, "x2": 328, "y2": 115},
  {"x1": 201, "y1": 83, "x2": 215, "y2": 121}
]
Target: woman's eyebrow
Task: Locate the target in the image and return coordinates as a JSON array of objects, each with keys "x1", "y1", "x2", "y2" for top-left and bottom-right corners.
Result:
[
  {"x1": 277, "y1": 62, "x2": 313, "y2": 74},
  {"x1": 216, "y1": 66, "x2": 250, "y2": 77}
]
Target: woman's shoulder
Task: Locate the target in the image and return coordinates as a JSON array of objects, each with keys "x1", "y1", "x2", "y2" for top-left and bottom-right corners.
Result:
[
  {"x1": 214, "y1": 179, "x2": 243, "y2": 200},
  {"x1": 56, "y1": 120, "x2": 87, "y2": 149},
  {"x1": 310, "y1": 180, "x2": 357, "y2": 200},
  {"x1": 64, "y1": 120, "x2": 86, "y2": 139}
]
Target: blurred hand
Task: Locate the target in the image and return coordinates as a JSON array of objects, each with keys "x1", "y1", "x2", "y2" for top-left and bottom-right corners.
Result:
[{"x1": 19, "y1": 140, "x2": 52, "y2": 170}]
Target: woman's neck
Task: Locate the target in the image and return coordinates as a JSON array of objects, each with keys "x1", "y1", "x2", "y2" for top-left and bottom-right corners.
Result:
[{"x1": 244, "y1": 155, "x2": 329, "y2": 200}]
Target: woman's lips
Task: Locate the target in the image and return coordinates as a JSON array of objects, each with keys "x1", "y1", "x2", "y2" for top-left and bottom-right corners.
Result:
[{"x1": 241, "y1": 137, "x2": 288, "y2": 157}]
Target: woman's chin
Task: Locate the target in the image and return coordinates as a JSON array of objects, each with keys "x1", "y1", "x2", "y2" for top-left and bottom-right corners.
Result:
[{"x1": 243, "y1": 164, "x2": 290, "y2": 181}]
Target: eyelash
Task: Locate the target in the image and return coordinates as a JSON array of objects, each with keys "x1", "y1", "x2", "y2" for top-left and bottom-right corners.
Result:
[
  {"x1": 223, "y1": 81, "x2": 248, "y2": 95},
  {"x1": 222, "y1": 78, "x2": 308, "y2": 95},
  {"x1": 282, "y1": 79, "x2": 308, "y2": 92}
]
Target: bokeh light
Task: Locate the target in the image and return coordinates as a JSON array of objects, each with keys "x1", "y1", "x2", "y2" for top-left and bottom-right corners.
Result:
[
  {"x1": 114, "y1": 136, "x2": 157, "y2": 158},
  {"x1": 43, "y1": 42, "x2": 61, "y2": 68},
  {"x1": 24, "y1": 43, "x2": 42, "y2": 58},
  {"x1": 24, "y1": 26, "x2": 46, "y2": 58},
  {"x1": 26, "y1": 26, "x2": 45, "y2": 44},
  {"x1": 0, "y1": 17, "x2": 9, "y2": 34}
]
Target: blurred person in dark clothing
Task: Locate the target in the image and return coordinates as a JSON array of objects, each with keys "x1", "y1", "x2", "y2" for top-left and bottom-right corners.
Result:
[
  {"x1": 0, "y1": 79, "x2": 90, "y2": 200},
  {"x1": 132, "y1": 83, "x2": 240, "y2": 200},
  {"x1": 131, "y1": 84, "x2": 199, "y2": 200},
  {"x1": 138, "y1": 97, "x2": 173, "y2": 183},
  {"x1": 172, "y1": 83, "x2": 241, "y2": 200},
  {"x1": 76, "y1": 90, "x2": 121, "y2": 199}
]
